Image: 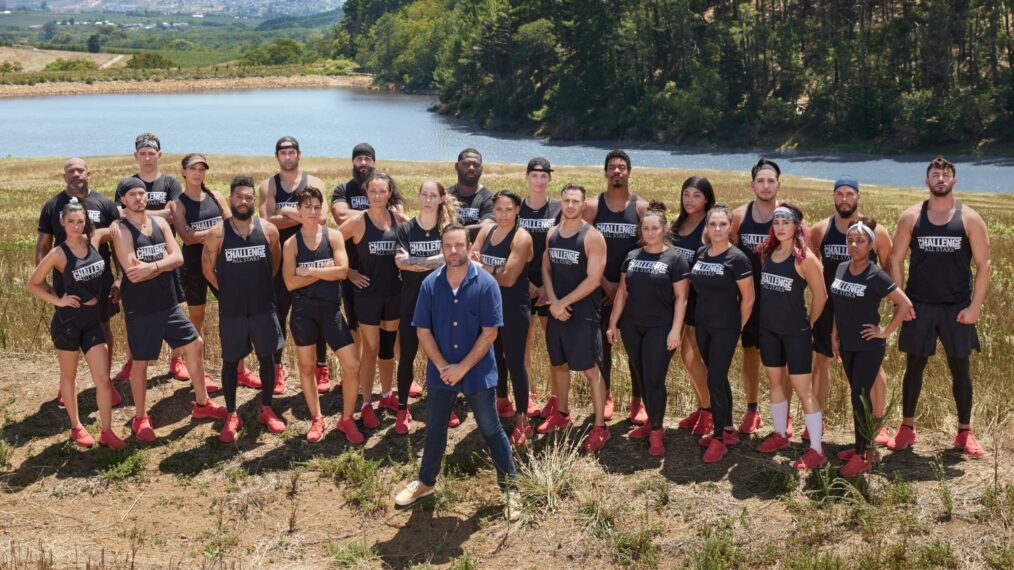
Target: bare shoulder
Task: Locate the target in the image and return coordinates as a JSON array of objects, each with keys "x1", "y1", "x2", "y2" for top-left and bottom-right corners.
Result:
[
  {"x1": 635, "y1": 197, "x2": 650, "y2": 214},
  {"x1": 895, "y1": 204, "x2": 921, "y2": 229},
  {"x1": 261, "y1": 218, "x2": 279, "y2": 236},
  {"x1": 307, "y1": 174, "x2": 326, "y2": 190},
  {"x1": 961, "y1": 203, "x2": 987, "y2": 230}
]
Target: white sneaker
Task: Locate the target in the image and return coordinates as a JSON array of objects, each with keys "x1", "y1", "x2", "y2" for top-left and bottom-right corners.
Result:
[
  {"x1": 504, "y1": 491, "x2": 523, "y2": 521},
  {"x1": 395, "y1": 480, "x2": 435, "y2": 507}
]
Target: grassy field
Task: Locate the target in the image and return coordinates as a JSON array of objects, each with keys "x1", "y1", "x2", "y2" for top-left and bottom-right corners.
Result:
[
  {"x1": 0, "y1": 156, "x2": 1012, "y2": 568},
  {"x1": 0, "y1": 46, "x2": 123, "y2": 71}
]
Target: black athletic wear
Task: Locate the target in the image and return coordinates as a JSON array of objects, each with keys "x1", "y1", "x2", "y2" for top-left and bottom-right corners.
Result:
[
  {"x1": 672, "y1": 218, "x2": 705, "y2": 327},
  {"x1": 482, "y1": 227, "x2": 533, "y2": 412},
  {"x1": 179, "y1": 192, "x2": 223, "y2": 306},
  {"x1": 842, "y1": 348, "x2": 886, "y2": 453},
  {"x1": 902, "y1": 353, "x2": 973, "y2": 425},
  {"x1": 813, "y1": 217, "x2": 881, "y2": 356},
  {"x1": 737, "y1": 202, "x2": 772, "y2": 348},
  {"x1": 289, "y1": 228, "x2": 353, "y2": 350},
  {"x1": 696, "y1": 325, "x2": 741, "y2": 438},
  {"x1": 396, "y1": 218, "x2": 443, "y2": 406},
  {"x1": 759, "y1": 253, "x2": 813, "y2": 374},
  {"x1": 759, "y1": 328, "x2": 813, "y2": 374},
  {"x1": 448, "y1": 184, "x2": 494, "y2": 227},
  {"x1": 220, "y1": 312, "x2": 285, "y2": 364},
  {"x1": 271, "y1": 173, "x2": 308, "y2": 352},
  {"x1": 120, "y1": 219, "x2": 178, "y2": 314},
  {"x1": 519, "y1": 197, "x2": 561, "y2": 288},
  {"x1": 899, "y1": 301, "x2": 981, "y2": 357},
  {"x1": 59, "y1": 242, "x2": 105, "y2": 303},
  {"x1": 829, "y1": 262, "x2": 897, "y2": 352},
  {"x1": 332, "y1": 178, "x2": 369, "y2": 330},
  {"x1": 689, "y1": 245, "x2": 753, "y2": 330},
  {"x1": 292, "y1": 227, "x2": 342, "y2": 302},
  {"x1": 546, "y1": 223, "x2": 603, "y2": 371},
  {"x1": 51, "y1": 304, "x2": 105, "y2": 353},
  {"x1": 126, "y1": 305, "x2": 199, "y2": 361},
  {"x1": 354, "y1": 211, "x2": 401, "y2": 325},
  {"x1": 115, "y1": 173, "x2": 182, "y2": 213}
]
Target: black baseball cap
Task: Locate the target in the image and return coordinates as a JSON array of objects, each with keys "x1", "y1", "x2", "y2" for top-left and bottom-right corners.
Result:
[
  {"x1": 527, "y1": 157, "x2": 553, "y2": 173},
  {"x1": 275, "y1": 136, "x2": 300, "y2": 152},
  {"x1": 352, "y1": 142, "x2": 376, "y2": 160}
]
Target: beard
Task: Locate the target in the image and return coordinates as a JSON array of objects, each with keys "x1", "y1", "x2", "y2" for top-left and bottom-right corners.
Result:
[
  {"x1": 231, "y1": 205, "x2": 253, "y2": 221},
  {"x1": 352, "y1": 166, "x2": 374, "y2": 184},
  {"x1": 835, "y1": 203, "x2": 857, "y2": 218},
  {"x1": 457, "y1": 171, "x2": 481, "y2": 186},
  {"x1": 930, "y1": 183, "x2": 953, "y2": 197}
]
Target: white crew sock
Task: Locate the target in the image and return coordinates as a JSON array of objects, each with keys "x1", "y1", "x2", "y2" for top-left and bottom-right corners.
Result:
[
  {"x1": 804, "y1": 411, "x2": 824, "y2": 454},
  {"x1": 771, "y1": 400, "x2": 789, "y2": 437}
]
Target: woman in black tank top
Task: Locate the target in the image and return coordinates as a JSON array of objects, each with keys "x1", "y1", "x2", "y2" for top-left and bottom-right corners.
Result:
[
  {"x1": 471, "y1": 191, "x2": 535, "y2": 445},
  {"x1": 26, "y1": 200, "x2": 126, "y2": 450}
]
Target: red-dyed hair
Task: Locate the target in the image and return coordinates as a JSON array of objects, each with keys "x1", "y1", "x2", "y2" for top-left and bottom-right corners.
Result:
[{"x1": 756, "y1": 203, "x2": 809, "y2": 264}]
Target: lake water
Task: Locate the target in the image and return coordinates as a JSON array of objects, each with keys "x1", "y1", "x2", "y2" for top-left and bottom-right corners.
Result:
[{"x1": 2, "y1": 87, "x2": 1013, "y2": 192}]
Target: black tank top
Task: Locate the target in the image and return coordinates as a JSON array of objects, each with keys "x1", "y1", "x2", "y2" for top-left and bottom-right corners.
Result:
[
  {"x1": 737, "y1": 202, "x2": 772, "y2": 274},
  {"x1": 907, "y1": 201, "x2": 973, "y2": 304},
  {"x1": 355, "y1": 211, "x2": 401, "y2": 297},
  {"x1": 293, "y1": 227, "x2": 342, "y2": 303},
  {"x1": 121, "y1": 219, "x2": 177, "y2": 313},
  {"x1": 819, "y1": 216, "x2": 879, "y2": 293},
  {"x1": 594, "y1": 193, "x2": 640, "y2": 282},
  {"x1": 519, "y1": 197, "x2": 560, "y2": 286},
  {"x1": 673, "y1": 217, "x2": 705, "y2": 265},
  {"x1": 397, "y1": 218, "x2": 442, "y2": 316},
  {"x1": 273, "y1": 173, "x2": 308, "y2": 243},
  {"x1": 59, "y1": 241, "x2": 105, "y2": 303},
  {"x1": 217, "y1": 219, "x2": 275, "y2": 317},
  {"x1": 548, "y1": 223, "x2": 602, "y2": 321},
  {"x1": 179, "y1": 192, "x2": 223, "y2": 266},
  {"x1": 759, "y1": 253, "x2": 810, "y2": 334},
  {"x1": 480, "y1": 226, "x2": 530, "y2": 306}
]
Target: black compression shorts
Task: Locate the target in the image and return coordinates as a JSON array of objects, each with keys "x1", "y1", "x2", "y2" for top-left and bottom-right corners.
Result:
[
  {"x1": 291, "y1": 297, "x2": 354, "y2": 351},
  {"x1": 219, "y1": 311, "x2": 286, "y2": 363},
  {"x1": 546, "y1": 316, "x2": 602, "y2": 372},
  {"x1": 51, "y1": 305, "x2": 106, "y2": 353},
  {"x1": 759, "y1": 328, "x2": 813, "y2": 375}
]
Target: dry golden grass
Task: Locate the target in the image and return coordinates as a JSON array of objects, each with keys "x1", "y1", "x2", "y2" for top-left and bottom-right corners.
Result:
[{"x1": 0, "y1": 47, "x2": 123, "y2": 72}]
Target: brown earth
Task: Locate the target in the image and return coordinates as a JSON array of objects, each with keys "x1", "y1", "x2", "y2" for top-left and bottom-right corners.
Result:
[
  {"x1": 0, "y1": 74, "x2": 374, "y2": 99},
  {"x1": 0, "y1": 46, "x2": 123, "y2": 72}
]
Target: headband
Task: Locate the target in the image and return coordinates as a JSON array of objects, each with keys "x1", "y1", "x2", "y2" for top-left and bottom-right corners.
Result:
[
  {"x1": 772, "y1": 206, "x2": 799, "y2": 223},
  {"x1": 848, "y1": 221, "x2": 876, "y2": 243},
  {"x1": 135, "y1": 138, "x2": 160, "y2": 152}
]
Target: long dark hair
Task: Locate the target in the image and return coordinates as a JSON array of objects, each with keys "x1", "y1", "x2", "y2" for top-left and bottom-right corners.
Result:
[
  {"x1": 758, "y1": 202, "x2": 809, "y2": 264},
  {"x1": 491, "y1": 190, "x2": 522, "y2": 257},
  {"x1": 671, "y1": 176, "x2": 715, "y2": 237},
  {"x1": 62, "y1": 197, "x2": 95, "y2": 240},
  {"x1": 180, "y1": 153, "x2": 211, "y2": 194},
  {"x1": 364, "y1": 171, "x2": 405, "y2": 209}
]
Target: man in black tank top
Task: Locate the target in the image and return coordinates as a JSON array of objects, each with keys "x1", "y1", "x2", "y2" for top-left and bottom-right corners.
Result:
[
  {"x1": 888, "y1": 156, "x2": 992, "y2": 458},
  {"x1": 112, "y1": 178, "x2": 226, "y2": 443},
  {"x1": 448, "y1": 148, "x2": 495, "y2": 240},
  {"x1": 329, "y1": 142, "x2": 377, "y2": 336},
  {"x1": 257, "y1": 136, "x2": 328, "y2": 394},
  {"x1": 582, "y1": 149, "x2": 649, "y2": 423}
]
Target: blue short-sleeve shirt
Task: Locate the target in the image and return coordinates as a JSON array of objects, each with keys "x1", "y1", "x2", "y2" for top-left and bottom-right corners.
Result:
[{"x1": 412, "y1": 262, "x2": 503, "y2": 394}]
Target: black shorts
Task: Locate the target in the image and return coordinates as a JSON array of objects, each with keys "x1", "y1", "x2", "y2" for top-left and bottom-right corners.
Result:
[
  {"x1": 759, "y1": 328, "x2": 813, "y2": 375},
  {"x1": 219, "y1": 311, "x2": 286, "y2": 363},
  {"x1": 51, "y1": 305, "x2": 106, "y2": 353},
  {"x1": 173, "y1": 267, "x2": 185, "y2": 306},
  {"x1": 125, "y1": 305, "x2": 200, "y2": 361},
  {"x1": 530, "y1": 302, "x2": 549, "y2": 317},
  {"x1": 811, "y1": 303, "x2": 835, "y2": 358},
  {"x1": 899, "y1": 301, "x2": 981, "y2": 358},
  {"x1": 546, "y1": 316, "x2": 602, "y2": 372},
  {"x1": 291, "y1": 297, "x2": 354, "y2": 351},
  {"x1": 180, "y1": 260, "x2": 218, "y2": 306},
  {"x1": 354, "y1": 291, "x2": 400, "y2": 326},
  {"x1": 342, "y1": 284, "x2": 359, "y2": 330}
]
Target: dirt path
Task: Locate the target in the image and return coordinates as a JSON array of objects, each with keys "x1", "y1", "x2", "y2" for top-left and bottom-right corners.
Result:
[{"x1": 99, "y1": 54, "x2": 126, "y2": 70}]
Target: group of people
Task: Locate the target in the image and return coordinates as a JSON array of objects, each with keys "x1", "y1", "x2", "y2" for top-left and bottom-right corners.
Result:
[{"x1": 29, "y1": 136, "x2": 991, "y2": 511}]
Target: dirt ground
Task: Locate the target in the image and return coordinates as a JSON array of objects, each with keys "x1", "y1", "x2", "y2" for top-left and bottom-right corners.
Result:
[{"x1": 0, "y1": 47, "x2": 123, "y2": 72}]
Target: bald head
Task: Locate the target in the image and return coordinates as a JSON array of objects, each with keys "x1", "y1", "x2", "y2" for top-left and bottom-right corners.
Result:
[{"x1": 63, "y1": 157, "x2": 90, "y2": 193}]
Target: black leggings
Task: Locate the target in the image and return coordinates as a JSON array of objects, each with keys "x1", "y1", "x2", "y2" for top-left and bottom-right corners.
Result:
[
  {"x1": 600, "y1": 311, "x2": 643, "y2": 397},
  {"x1": 842, "y1": 348, "x2": 885, "y2": 454},
  {"x1": 621, "y1": 321, "x2": 675, "y2": 430},
  {"x1": 495, "y1": 305, "x2": 531, "y2": 411},
  {"x1": 397, "y1": 318, "x2": 419, "y2": 408},
  {"x1": 696, "y1": 326, "x2": 740, "y2": 439},
  {"x1": 902, "y1": 353, "x2": 973, "y2": 425},
  {"x1": 221, "y1": 355, "x2": 276, "y2": 413}
]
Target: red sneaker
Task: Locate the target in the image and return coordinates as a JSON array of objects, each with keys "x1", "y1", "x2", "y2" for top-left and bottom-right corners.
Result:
[
  {"x1": 70, "y1": 425, "x2": 94, "y2": 448},
  {"x1": 315, "y1": 365, "x2": 331, "y2": 394},
  {"x1": 219, "y1": 413, "x2": 242, "y2": 443},
  {"x1": 583, "y1": 425, "x2": 610, "y2": 452},
  {"x1": 169, "y1": 357, "x2": 190, "y2": 381},
  {"x1": 801, "y1": 420, "x2": 827, "y2": 442},
  {"x1": 536, "y1": 411, "x2": 573, "y2": 434},
  {"x1": 702, "y1": 438, "x2": 727, "y2": 463},
  {"x1": 757, "y1": 432, "x2": 790, "y2": 453},
  {"x1": 131, "y1": 415, "x2": 156, "y2": 443},
  {"x1": 839, "y1": 453, "x2": 870, "y2": 477},
  {"x1": 237, "y1": 368, "x2": 262, "y2": 389},
  {"x1": 526, "y1": 393, "x2": 540, "y2": 417},
  {"x1": 257, "y1": 405, "x2": 286, "y2": 433},
  {"x1": 272, "y1": 366, "x2": 288, "y2": 395},
  {"x1": 510, "y1": 421, "x2": 533, "y2": 446},
  {"x1": 698, "y1": 430, "x2": 739, "y2": 447},
  {"x1": 954, "y1": 431, "x2": 985, "y2": 458},
  {"x1": 336, "y1": 417, "x2": 365, "y2": 445},
  {"x1": 738, "y1": 410, "x2": 762, "y2": 434},
  {"x1": 306, "y1": 416, "x2": 326, "y2": 443},
  {"x1": 114, "y1": 360, "x2": 132, "y2": 382},
  {"x1": 629, "y1": 398, "x2": 647, "y2": 425},
  {"x1": 111, "y1": 385, "x2": 123, "y2": 407},
  {"x1": 539, "y1": 395, "x2": 558, "y2": 419},
  {"x1": 203, "y1": 373, "x2": 220, "y2": 394},
  {"x1": 448, "y1": 410, "x2": 461, "y2": 428},
  {"x1": 497, "y1": 397, "x2": 516, "y2": 419},
  {"x1": 378, "y1": 393, "x2": 399, "y2": 413},
  {"x1": 874, "y1": 427, "x2": 890, "y2": 447},
  {"x1": 792, "y1": 448, "x2": 828, "y2": 470},
  {"x1": 192, "y1": 399, "x2": 227, "y2": 420},
  {"x1": 648, "y1": 429, "x2": 665, "y2": 457},
  {"x1": 603, "y1": 394, "x2": 614, "y2": 421},
  {"x1": 887, "y1": 425, "x2": 916, "y2": 451},
  {"x1": 394, "y1": 409, "x2": 412, "y2": 435},
  {"x1": 692, "y1": 410, "x2": 714, "y2": 436},
  {"x1": 677, "y1": 409, "x2": 702, "y2": 430},
  {"x1": 837, "y1": 448, "x2": 857, "y2": 462},
  {"x1": 408, "y1": 380, "x2": 423, "y2": 398},
  {"x1": 360, "y1": 403, "x2": 380, "y2": 429},
  {"x1": 56, "y1": 390, "x2": 65, "y2": 408},
  {"x1": 99, "y1": 429, "x2": 126, "y2": 450},
  {"x1": 628, "y1": 423, "x2": 652, "y2": 440}
]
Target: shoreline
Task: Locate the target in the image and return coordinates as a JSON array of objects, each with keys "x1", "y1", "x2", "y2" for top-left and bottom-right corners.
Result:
[{"x1": 0, "y1": 74, "x2": 374, "y2": 98}]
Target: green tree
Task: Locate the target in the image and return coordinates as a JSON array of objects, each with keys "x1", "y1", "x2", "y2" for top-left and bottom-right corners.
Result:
[{"x1": 86, "y1": 34, "x2": 101, "y2": 54}]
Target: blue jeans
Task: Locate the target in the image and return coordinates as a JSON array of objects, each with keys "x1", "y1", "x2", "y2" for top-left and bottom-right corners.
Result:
[{"x1": 418, "y1": 386, "x2": 516, "y2": 491}]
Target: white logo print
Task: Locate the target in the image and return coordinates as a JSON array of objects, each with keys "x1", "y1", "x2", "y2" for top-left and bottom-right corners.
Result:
[
  {"x1": 628, "y1": 260, "x2": 669, "y2": 275},
  {"x1": 135, "y1": 243, "x2": 165, "y2": 262},
  {"x1": 596, "y1": 222, "x2": 637, "y2": 239},
  {"x1": 761, "y1": 272, "x2": 794, "y2": 293},
  {"x1": 298, "y1": 258, "x2": 334, "y2": 269},
  {"x1": 349, "y1": 195, "x2": 369, "y2": 209},
  {"x1": 830, "y1": 278, "x2": 867, "y2": 299},
  {"x1": 692, "y1": 261, "x2": 725, "y2": 276},
  {"x1": 456, "y1": 207, "x2": 480, "y2": 222},
  {"x1": 146, "y1": 192, "x2": 168, "y2": 206},
  {"x1": 519, "y1": 218, "x2": 555, "y2": 233},
  {"x1": 549, "y1": 248, "x2": 580, "y2": 265},
  {"x1": 917, "y1": 236, "x2": 962, "y2": 253},
  {"x1": 225, "y1": 245, "x2": 267, "y2": 263},
  {"x1": 409, "y1": 240, "x2": 441, "y2": 256},
  {"x1": 676, "y1": 247, "x2": 695, "y2": 262},
  {"x1": 823, "y1": 244, "x2": 849, "y2": 261},
  {"x1": 71, "y1": 260, "x2": 105, "y2": 282},
  {"x1": 481, "y1": 254, "x2": 506, "y2": 267},
  {"x1": 369, "y1": 240, "x2": 397, "y2": 255},
  {"x1": 189, "y1": 217, "x2": 222, "y2": 232},
  {"x1": 276, "y1": 201, "x2": 298, "y2": 210},
  {"x1": 740, "y1": 233, "x2": 766, "y2": 248}
]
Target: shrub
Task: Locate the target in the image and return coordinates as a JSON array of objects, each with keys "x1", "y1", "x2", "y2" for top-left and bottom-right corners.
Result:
[
  {"x1": 126, "y1": 53, "x2": 174, "y2": 69},
  {"x1": 44, "y1": 58, "x2": 98, "y2": 72}
]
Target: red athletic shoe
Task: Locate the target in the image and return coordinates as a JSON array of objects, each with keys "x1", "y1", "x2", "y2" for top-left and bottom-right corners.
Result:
[
  {"x1": 536, "y1": 411, "x2": 574, "y2": 434},
  {"x1": 70, "y1": 425, "x2": 94, "y2": 448},
  {"x1": 629, "y1": 398, "x2": 647, "y2": 425},
  {"x1": 336, "y1": 417, "x2": 365, "y2": 445},
  {"x1": 131, "y1": 415, "x2": 156, "y2": 443},
  {"x1": 539, "y1": 395, "x2": 558, "y2": 419},
  {"x1": 692, "y1": 410, "x2": 714, "y2": 436},
  {"x1": 315, "y1": 365, "x2": 331, "y2": 394},
  {"x1": 874, "y1": 427, "x2": 890, "y2": 447},
  {"x1": 394, "y1": 409, "x2": 412, "y2": 435},
  {"x1": 757, "y1": 432, "x2": 790, "y2": 453},
  {"x1": 628, "y1": 423, "x2": 652, "y2": 440},
  {"x1": 837, "y1": 448, "x2": 857, "y2": 462},
  {"x1": 99, "y1": 429, "x2": 126, "y2": 450},
  {"x1": 56, "y1": 390, "x2": 65, "y2": 408},
  {"x1": 306, "y1": 416, "x2": 326, "y2": 443},
  {"x1": 192, "y1": 399, "x2": 227, "y2": 420},
  {"x1": 272, "y1": 366, "x2": 288, "y2": 395},
  {"x1": 448, "y1": 410, "x2": 461, "y2": 428},
  {"x1": 792, "y1": 448, "x2": 828, "y2": 470},
  {"x1": 698, "y1": 430, "x2": 739, "y2": 447},
  {"x1": 111, "y1": 385, "x2": 123, "y2": 406},
  {"x1": 114, "y1": 360, "x2": 132, "y2": 382},
  {"x1": 203, "y1": 373, "x2": 220, "y2": 394},
  {"x1": 887, "y1": 425, "x2": 916, "y2": 451},
  {"x1": 169, "y1": 357, "x2": 190, "y2": 381},
  {"x1": 219, "y1": 413, "x2": 242, "y2": 443},
  {"x1": 702, "y1": 438, "x2": 727, "y2": 463},
  {"x1": 497, "y1": 397, "x2": 516, "y2": 419},
  {"x1": 258, "y1": 405, "x2": 286, "y2": 433},
  {"x1": 648, "y1": 429, "x2": 665, "y2": 457},
  {"x1": 678, "y1": 409, "x2": 702, "y2": 430},
  {"x1": 526, "y1": 393, "x2": 540, "y2": 417},
  {"x1": 408, "y1": 380, "x2": 423, "y2": 398},
  {"x1": 378, "y1": 393, "x2": 399, "y2": 413},
  {"x1": 510, "y1": 421, "x2": 533, "y2": 446},
  {"x1": 801, "y1": 420, "x2": 827, "y2": 442},
  {"x1": 237, "y1": 368, "x2": 262, "y2": 389},
  {"x1": 603, "y1": 394, "x2": 614, "y2": 421},
  {"x1": 583, "y1": 425, "x2": 610, "y2": 452},
  {"x1": 839, "y1": 453, "x2": 870, "y2": 477},
  {"x1": 738, "y1": 410, "x2": 763, "y2": 434},
  {"x1": 360, "y1": 403, "x2": 380, "y2": 429},
  {"x1": 954, "y1": 431, "x2": 985, "y2": 458}
]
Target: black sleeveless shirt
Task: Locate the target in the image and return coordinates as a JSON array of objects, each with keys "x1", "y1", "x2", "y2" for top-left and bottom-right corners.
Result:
[
  {"x1": 59, "y1": 241, "x2": 105, "y2": 303},
  {"x1": 480, "y1": 226, "x2": 530, "y2": 306},
  {"x1": 396, "y1": 218, "x2": 442, "y2": 316},
  {"x1": 179, "y1": 192, "x2": 223, "y2": 266},
  {"x1": 293, "y1": 227, "x2": 342, "y2": 303},
  {"x1": 121, "y1": 219, "x2": 177, "y2": 313},
  {"x1": 759, "y1": 253, "x2": 810, "y2": 334},
  {"x1": 907, "y1": 201, "x2": 973, "y2": 304},
  {"x1": 519, "y1": 197, "x2": 561, "y2": 287},
  {"x1": 355, "y1": 211, "x2": 401, "y2": 298},
  {"x1": 737, "y1": 202, "x2": 772, "y2": 276},
  {"x1": 548, "y1": 223, "x2": 602, "y2": 321},
  {"x1": 673, "y1": 217, "x2": 705, "y2": 265},
  {"x1": 273, "y1": 173, "x2": 308, "y2": 243},
  {"x1": 332, "y1": 178, "x2": 369, "y2": 271},
  {"x1": 594, "y1": 193, "x2": 641, "y2": 282},
  {"x1": 217, "y1": 219, "x2": 275, "y2": 317}
]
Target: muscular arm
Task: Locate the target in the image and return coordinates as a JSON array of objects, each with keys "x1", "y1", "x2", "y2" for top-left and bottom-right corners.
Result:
[
  {"x1": 873, "y1": 224, "x2": 893, "y2": 265},
  {"x1": 201, "y1": 222, "x2": 223, "y2": 291},
  {"x1": 542, "y1": 229, "x2": 558, "y2": 303},
  {"x1": 960, "y1": 207, "x2": 992, "y2": 324},
  {"x1": 171, "y1": 198, "x2": 200, "y2": 245},
  {"x1": 258, "y1": 178, "x2": 298, "y2": 230},
  {"x1": 730, "y1": 205, "x2": 747, "y2": 246},
  {"x1": 809, "y1": 219, "x2": 827, "y2": 256},
  {"x1": 494, "y1": 231, "x2": 533, "y2": 288},
  {"x1": 558, "y1": 229, "x2": 606, "y2": 307},
  {"x1": 889, "y1": 208, "x2": 917, "y2": 289},
  {"x1": 154, "y1": 217, "x2": 184, "y2": 271},
  {"x1": 263, "y1": 221, "x2": 283, "y2": 277}
]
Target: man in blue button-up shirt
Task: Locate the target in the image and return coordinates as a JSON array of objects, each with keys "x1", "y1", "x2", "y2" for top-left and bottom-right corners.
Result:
[{"x1": 395, "y1": 223, "x2": 518, "y2": 516}]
